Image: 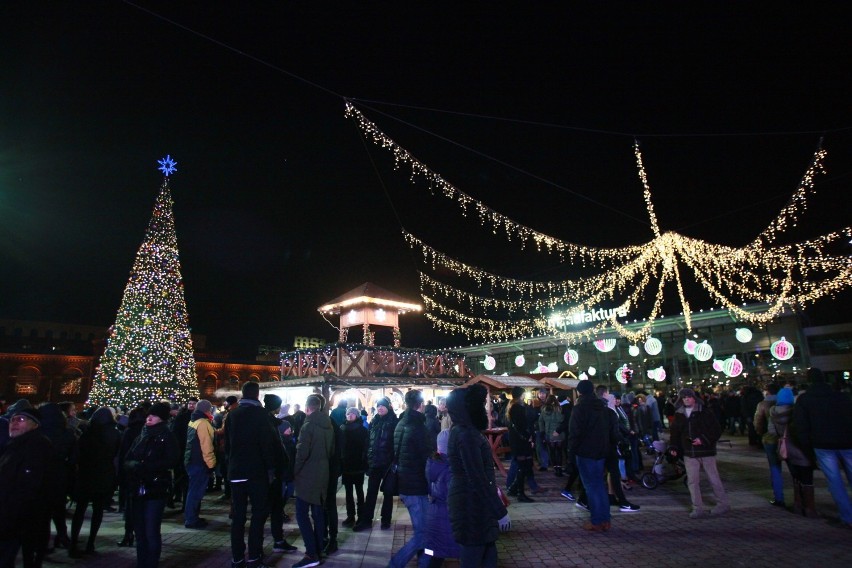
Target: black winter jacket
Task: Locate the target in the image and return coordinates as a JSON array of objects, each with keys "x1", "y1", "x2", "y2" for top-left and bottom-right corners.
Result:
[
  {"x1": 566, "y1": 394, "x2": 611, "y2": 460},
  {"x1": 447, "y1": 387, "x2": 507, "y2": 546},
  {"x1": 394, "y1": 408, "x2": 429, "y2": 495},
  {"x1": 367, "y1": 411, "x2": 398, "y2": 470},
  {"x1": 124, "y1": 422, "x2": 180, "y2": 500},
  {"x1": 507, "y1": 402, "x2": 533, "y2": 457},
  {"x1": 225, "y1": 399, "x2": 280, "y2": 482},
  {"x1": 0, "y1": 429, "x2": 63, "y2": 538},
  {"x1": 669, "y1": 401, "x2": 721, "y2": 458},
  {"x1": 793, "y1": 382, "x2": 852, "y2": 451},
  {"x1": 75, "y1": 407, "x2": 121, "y2": 498},
  {"x1": 341, "y1": 420, "x2": 369, "y2": 475}
]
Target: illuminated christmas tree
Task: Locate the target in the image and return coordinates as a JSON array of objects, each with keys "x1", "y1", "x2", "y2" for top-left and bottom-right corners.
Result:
[{"x1": 87, "y1": 156, "x2": 199, "y2": 408}]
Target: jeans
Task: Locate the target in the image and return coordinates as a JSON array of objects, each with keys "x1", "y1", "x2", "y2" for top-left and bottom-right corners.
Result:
[
  {"x1": 388, "y1": 494, "x2": 429, "y2": 568},
  {"x1": 459, "y1": 542, "x2": 497, "y2": 568},
  {"x1": 763, "y1": 443, "x2": 785, "y2": 502},
  {"x1": 230, "y1": 478, "x2": 270, "y2": 564},
  {"x1": 576, "y1": 456, "x2": 609, "y2": 525},
  {"x1": 295, "y1": 497, "x2": 326, "y2": 558},
  {"x1": 814, "y1": 448, "x2": 852, "y2": 523},
  {"x1": 184, "y1": 463, "x2": 210, "y2": 526},
  {"x1": 535, "y1": 431, "x2": 549, "y2": 468},
  {"x1": 132, "y1": 498, "x2": 166, "y2": 568},
  {"x1": 684, "y1": 456, "x2": 729, "y2": 511}
]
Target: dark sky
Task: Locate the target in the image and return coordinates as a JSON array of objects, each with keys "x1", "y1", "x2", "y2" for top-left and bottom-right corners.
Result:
[{"x1": 2, "y1": 3, "x2": 851, "y2": 357}]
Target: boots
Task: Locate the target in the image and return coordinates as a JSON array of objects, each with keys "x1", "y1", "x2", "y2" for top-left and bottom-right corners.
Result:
[
  {"x1": 512, "y1": 467, "x2": 534, "y2": 502},
  {"x1": 117, "y1": 532, "x2": 134, "y2": 547},
  {"x1": 801, "y1": 484, "x2": 820, "y2": 518},
  {"x1": 554, "y1": 465, "x2": 564, "y2": 477},
  {"x1": 791, "y1": 479, "x2": 804, "y2": 515}
]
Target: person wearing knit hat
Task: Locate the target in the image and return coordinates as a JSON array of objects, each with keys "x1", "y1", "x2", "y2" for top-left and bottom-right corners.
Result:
[
  {"x1": 510, "y1": 386, "x2": 525, "y2": 401},
  {"x1": 184, "y1": 399, "x2": 217, "y2": 529},
  {"x1": 0, "y1": 401, "x2": 61, "y2": 568},
  {"x1": 565, "y1": 380, "x2": 612, "y2": 531},
  {"x1": 669, "y1": 386, "x2": 729, "y2": 518},
  {"x1": 353, "y1": 395, "x2": 398, "y2": 532},
  {"x1": 148, "y1": 402, "x2": 172, "y2": 423},
  {"x1": 340, "y1": 404, "x2": 369, "y2": 529},
  {"x1": 263, "y1": 394, "x2": 282, "y2": 413},
  {"x1": 754, "y1": 384, "x2": 785, "y2": 507}
]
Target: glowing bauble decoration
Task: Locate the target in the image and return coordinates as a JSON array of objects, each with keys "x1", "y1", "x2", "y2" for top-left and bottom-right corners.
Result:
[
  {"x1": 140, "y1": 346, "x2": 148, "y2": 354},
  {"x1": 628, "y1": 345, "x2": 640, "y2": 357},
  {"x1": 771, "y1": 337, "x2": 795, "y2": 361},
  {"x1": 735, "y1": 328, "x2": 753, "y2": 343},
  {"x1": 547, "y1": 362, "x2": 559, "y2": 373},
  {"x1": 535, "y1": 363, "x2": 549, "y2": 374},
  {"x1": 594, "y1": 338, "x2": 616, "y2": 353},
  {"x1": 649, "y1": 366, "x2": 666, "y2": 382},
  {"x1": 712, "y1": 359, "x2": 724, "y2": 372},
  {"x1": 564, "y1": 349, "x2": 579, "y2": 366},
  {"x1": 615, "y1": 365, "x2": 629, "y2": 384},
  {"x1": 644, "y1": 337, "x2": 662, "y2": 356},
  {"x1": 579, "y1": 372, "x2": 588, "y2": 381},
  {"x1": 515, "y1": 355, "x2": 525, "y2": 367},
  {"x1": 723, "y1": 355, "x2": 743, "y2": 378},
  {"x1": 483, "y1": 355, "x2": 496, "y2": 371},
  {"x1": 694, "y1": 341, "x2": 713, "y2": 362},
  {"x1": 684, "y1": 339, "x2": 697, "y2": 355},
  {"x1": 588, "y1": 366, "x2": 597, "y2": 376}
]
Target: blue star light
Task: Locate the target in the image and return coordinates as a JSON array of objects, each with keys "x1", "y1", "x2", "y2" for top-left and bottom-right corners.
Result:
[{"x1": 157, "y1": 155, "x2": 178, "y2": 176}]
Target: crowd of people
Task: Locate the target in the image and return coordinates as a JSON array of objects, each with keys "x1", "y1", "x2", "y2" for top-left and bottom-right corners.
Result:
[{"x1": 1, "y1": 366, "x2": 850, "y2": 568}]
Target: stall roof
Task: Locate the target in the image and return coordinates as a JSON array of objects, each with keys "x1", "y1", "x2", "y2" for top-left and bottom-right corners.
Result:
[{"x1": 462, "y1": 374, "x2": 544, "y2": 390}]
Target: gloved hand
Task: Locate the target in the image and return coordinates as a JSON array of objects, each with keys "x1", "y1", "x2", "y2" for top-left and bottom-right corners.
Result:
[{"x1": 498, "y1": 513, "x2": 511, "y2": 532}]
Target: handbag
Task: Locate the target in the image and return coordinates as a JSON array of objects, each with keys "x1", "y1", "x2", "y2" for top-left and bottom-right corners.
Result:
[
  {"x1": 380, "y1": 461, "x2": 399, "y2": 496},
  {"x1": 778, "y1": 426, "x2": 789, "y2": 460}
]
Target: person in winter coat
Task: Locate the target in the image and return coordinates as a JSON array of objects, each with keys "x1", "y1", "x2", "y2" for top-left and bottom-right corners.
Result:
[
  {"x1": 424, "y1": 403, "x2": 441, "y2": 454},
  {"x1": 793, "y1": 368, "x2": 852, "y2": 527},
  {"x1": 322, "y1": 405, "x2": 343, "y2": 557},
  {"x1": 225, "y1": 382, "x2": 281, "y2": 568},
  {"x1": 262, "y1": 394, "x2": 297, "y2": 554},
  {"x1": 0, "y1": 407, "x2": 63, "y2": 568},
  {"x1": 447, "y1": 385, "x2": 510, "y2": 568},
  {"x1": 37, "y1": 402, "x2": 78, "y2": 552},
  {"x1": 566, "y1": 380, "x2": 613, "y2": 531},
  {"x1": 389, "y1": 390, "x2": 431, "y2": 568},
  {"x1": 505, "y1": 387, "x2": 537, "y2": 502},
  {"x1": 169, "y1": 397, "x2": 197, "y2": 510},
  {"x1": 117, "y1": 406, "x2": 146, "y2": 547},
  {"x1": 771, "y1": 387, "x2": 817, "y2": 517},
  {"x1": 340, "y1": 406, "x2": 369, "y2": 527},
  {"x1": 754, "y1": 383, "x2": 785, "y2": 507},
  {"x1": 419, "y1": 429, "x2": 460, "y2": 567},
  {"x1": 538, "y1": 394, "x2": 565, "y2": 476},
  {"x1": 354, "y1": 398, "x2": 398, "y2": 532},
  {"x1": 183, "y1": 399, "x2": 217, "y2": 529},
  {"x1": 124, "y1": 402, "x2": 180, "y2": 568},
  {"x1": 293, "y1": 394, "x2": 335, "y2": 568},
  {"x1": 69, "y1": 406, "x2": 121, "y2": 557},
  {"x1": 669, "y1": 388, "x2": 729, "y2": 518}
]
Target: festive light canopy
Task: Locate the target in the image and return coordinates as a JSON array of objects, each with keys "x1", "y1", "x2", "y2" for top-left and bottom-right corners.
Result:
[{"x1": 348, "y1": 103, "x2": 852, "y2": 344}]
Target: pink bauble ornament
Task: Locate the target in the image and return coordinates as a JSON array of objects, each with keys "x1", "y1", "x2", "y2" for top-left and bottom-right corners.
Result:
[{"x1": 771, "y1": 337, "x2": 794, "y2": 361}]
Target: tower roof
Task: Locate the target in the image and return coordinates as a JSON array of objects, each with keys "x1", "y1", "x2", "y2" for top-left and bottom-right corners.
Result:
[{"x1": 317, "y1": 282, "x2": 421, "y2": 315}]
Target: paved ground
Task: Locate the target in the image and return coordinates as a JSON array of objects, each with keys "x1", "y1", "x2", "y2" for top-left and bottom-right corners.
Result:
[{"x1": 37, "y1": 434, "x2": 851, "y2": 568}]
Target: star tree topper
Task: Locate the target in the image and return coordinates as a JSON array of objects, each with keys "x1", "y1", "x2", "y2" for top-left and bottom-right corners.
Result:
[{"x1": 158, "y1": 155, "x2": 177, "y2": 176}]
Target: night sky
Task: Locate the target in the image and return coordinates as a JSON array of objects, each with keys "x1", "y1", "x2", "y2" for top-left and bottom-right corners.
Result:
[{"x1": 2, "y1": 3, "x2": 851, "y2": 357}]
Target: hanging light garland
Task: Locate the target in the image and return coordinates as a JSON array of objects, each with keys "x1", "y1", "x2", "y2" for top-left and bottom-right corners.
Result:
[{"x1": 348, "y1": 103, "x2": 852, "y2": 344}]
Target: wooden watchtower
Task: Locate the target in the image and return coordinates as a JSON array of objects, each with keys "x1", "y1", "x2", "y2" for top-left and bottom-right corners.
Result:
[{"x1": 317, "y1": 282, "x2": 422, "y2": 347}]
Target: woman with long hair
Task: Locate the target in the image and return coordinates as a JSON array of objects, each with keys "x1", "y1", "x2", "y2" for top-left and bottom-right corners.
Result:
[{"x1": 69, "y1": 407, "x2": 120, "y2": 558}]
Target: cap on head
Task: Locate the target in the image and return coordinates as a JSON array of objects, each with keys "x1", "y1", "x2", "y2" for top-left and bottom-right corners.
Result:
[{"x1": 577, "y1": 380, "x2": 595, "y2": 397}]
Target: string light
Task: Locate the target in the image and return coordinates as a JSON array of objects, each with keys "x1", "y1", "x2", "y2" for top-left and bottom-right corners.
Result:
[{"x1": 349, "y1": 103, "x2": 852, "y2": 343}]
